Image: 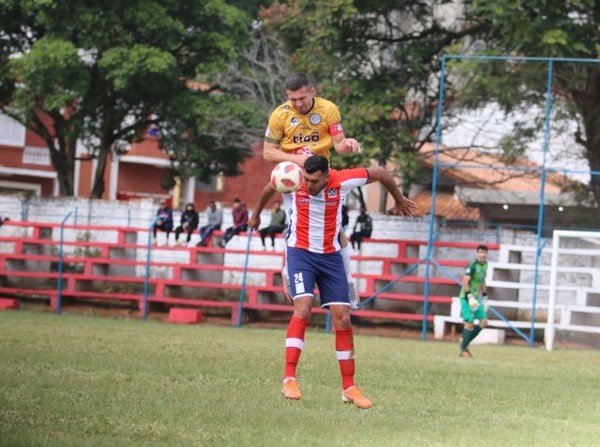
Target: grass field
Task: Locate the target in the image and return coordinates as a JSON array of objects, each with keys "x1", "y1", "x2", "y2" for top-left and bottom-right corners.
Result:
[{"x1": 1, "y1": 310, "x2": 600, "y2": 447}]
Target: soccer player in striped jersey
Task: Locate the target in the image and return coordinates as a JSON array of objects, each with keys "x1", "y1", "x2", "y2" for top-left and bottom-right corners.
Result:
[
  {"x1": 248, "y1": 155, "x2": 416, "y2": 409},
  {"x1": 263, "y1": 72, "x2": 363, "y2": 309}
]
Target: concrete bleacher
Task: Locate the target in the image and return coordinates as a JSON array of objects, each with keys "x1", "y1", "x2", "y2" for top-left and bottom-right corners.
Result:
[
  {"x1": 433, "y1": 241, "x2": 600, "y2": 343},
  {"x1": 0, "y1": 221, "x2": 486, "y2": 325},
  {"x1": 3, "y1": 220, "x2": 596, "y2": 340}
]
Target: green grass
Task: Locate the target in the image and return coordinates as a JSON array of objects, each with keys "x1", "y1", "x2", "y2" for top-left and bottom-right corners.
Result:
[{"x1": 1, "y1": 311, "x2": 600, "y2": 447}]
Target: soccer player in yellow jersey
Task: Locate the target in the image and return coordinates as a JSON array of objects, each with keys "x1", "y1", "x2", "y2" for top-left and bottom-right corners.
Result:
[
  {"x1": 263, "y1": 72, "x2": 363, "y2": 309},
  {"x1": 264, "y1": 73, "x2": 362, "y2": 166}
]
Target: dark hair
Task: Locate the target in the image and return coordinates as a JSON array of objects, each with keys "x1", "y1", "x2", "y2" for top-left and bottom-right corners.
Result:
[
  {"x1": 304, "y1": 155, "x2": 329, "y2": 174},
  {"x1": 285, "y1": 72, "x2": 312, "y2": 91},
  {"x1": 185, "y1": 203, "x2": 194, "y2": 208},
  {"x1": 477, "y1": 245, "x2": 489, "y2": 252},
  {"x1": 232, "y1": 197, "x2": 241, "y2": 204}
]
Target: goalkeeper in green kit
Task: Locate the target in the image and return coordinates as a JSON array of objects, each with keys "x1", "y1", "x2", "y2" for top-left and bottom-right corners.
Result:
[{"x1": 459, "y1": 245, "x2": 489, "y2": 357}]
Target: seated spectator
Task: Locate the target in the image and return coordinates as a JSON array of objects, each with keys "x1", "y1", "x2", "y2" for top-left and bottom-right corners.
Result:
[
  {"x1": 197, "y1": 201, "x2": 223, "y2": 247},
  {"x1": 152, "y1": 200, "x2": 174, "y2": 244},
  {"x1": 219, "y1": 198, "x2": 248, "y2": 248},
  {"x1": 350, "y1": 206, "x2": 372, "y2": 251},
  {"x1": 0, "y1": 217, "x2": 9, "y2": 228},
  {"x1": 174, "y1": 203, "x2": 199, "y2": 246},
  {"x1": 259, "y1": 200, "x2": 287, "y2": 250}
]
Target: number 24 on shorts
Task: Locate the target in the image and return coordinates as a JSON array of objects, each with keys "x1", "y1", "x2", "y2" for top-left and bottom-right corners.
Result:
[{"x1": 293, "y1": 272, "x2": 306, "y2": 294}]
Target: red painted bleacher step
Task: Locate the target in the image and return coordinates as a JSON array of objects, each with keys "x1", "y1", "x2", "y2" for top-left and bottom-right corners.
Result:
[
  {"x1": 168, "y1": 308, "x2": 204, "y2": 324},
  {"x1": 0, "y1": 298, "x2": 20, "y2": 310}
]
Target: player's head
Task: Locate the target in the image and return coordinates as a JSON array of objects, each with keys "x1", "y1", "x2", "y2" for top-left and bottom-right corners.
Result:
[
  {"x1": 185, "y1": 203, "x2": 195, "y2": 211},
  {"x1": 284, "y1": 72, "x2": 315, "y2": 114},
  {"x1": 476, "y1": 244, "x2": 488, "y2": 262},
  {"x1": 303, "y1": 155, "x2": 329, "y2": 196}
]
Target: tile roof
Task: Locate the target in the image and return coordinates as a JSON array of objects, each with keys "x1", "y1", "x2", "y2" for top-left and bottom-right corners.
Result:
[
  {"x1": 418, "y1": 143, "x2": 573, "y2": 193},
  {"x1": 410, "y1": 190, "x2": 480, "y2": 221}
]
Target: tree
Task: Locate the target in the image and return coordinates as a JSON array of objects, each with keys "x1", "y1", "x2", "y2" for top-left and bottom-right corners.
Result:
[
  {"x1": 447, "y1": 0, "x2": 600, "y2": 208},
  {"x1": 0, "y1": 0, "x2": 250, "y2": 197},
  {"x1": 259, "y1": 0, "x2": 486, "y2": 211}
]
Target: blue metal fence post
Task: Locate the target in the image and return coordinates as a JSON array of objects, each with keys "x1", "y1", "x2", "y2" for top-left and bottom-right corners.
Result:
[
  {"x1": 20, "y1": 200, "x2": 28, "y2": 221},
  {"x1": 56, "y1": 211, "x2": 74, "y2": 314},
  {"x1": 422, "y1": 54, "x2": 448, "y2": 340},
  {"x1": 530, "y1": 59, "x2": 555, "y2": 346},
  {"x1": 142, "y1": 216, "x2": 160, "y2": 321},
  {"x1": 236, "y1": 231, "x2": 254, "y2": 327}
]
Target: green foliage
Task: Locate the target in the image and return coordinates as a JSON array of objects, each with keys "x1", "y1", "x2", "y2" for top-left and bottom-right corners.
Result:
[
  {"x1": 10, "y1": 38, "x2": 89, "y2": 116},
  {"x1": 0, "y1": 0, "x2": 253, "y2": 197},
  {"x1": 254, "y1": 0, "x2": 600, "y2": 209},
  {"x1": 260, "y1": 1, "x2": 472, "y2": 202},
  {"x1": 459, "y1": 0, "x2": 600, "y2": 205}
]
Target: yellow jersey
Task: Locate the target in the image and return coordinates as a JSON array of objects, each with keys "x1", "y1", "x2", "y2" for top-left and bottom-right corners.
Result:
[{"x1": 264, "y1": 97, "x2": 344, "y2": 158}]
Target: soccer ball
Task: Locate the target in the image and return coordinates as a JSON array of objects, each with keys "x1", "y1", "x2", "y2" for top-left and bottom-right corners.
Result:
[{"x1": 270, "y1": 161, "x2": 303, "y2": 193}]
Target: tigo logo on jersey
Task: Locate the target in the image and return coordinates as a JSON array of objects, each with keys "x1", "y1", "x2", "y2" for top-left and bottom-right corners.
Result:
[{"x1": 310, "y1": 113, "x2": 321, "y2": 125}]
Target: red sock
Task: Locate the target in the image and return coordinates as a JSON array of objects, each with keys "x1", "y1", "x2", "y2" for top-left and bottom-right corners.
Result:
[
  {"x1": 335, "y1": 327, "x2": 355, "y2": 390},
  {"x1": 284, "y1": 316, "x2": 309, "y2": 379}
]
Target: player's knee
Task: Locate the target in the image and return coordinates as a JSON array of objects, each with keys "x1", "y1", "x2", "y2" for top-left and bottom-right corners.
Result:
[
  {"x1": 292, "y1": 300, "x2": 312, "y2": 320},
  {"x1": 464, "y1": 322, "x2": 474, "y2": 330},
  {"x1": 479, "y1": 320, "x2": 488, "y2": 328},
  {"x1": 333, "y1": 313, "x2": 351, "y2": 330}
]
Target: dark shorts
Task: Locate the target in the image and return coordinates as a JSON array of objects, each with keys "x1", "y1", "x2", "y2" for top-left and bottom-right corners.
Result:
[{"x1": 286, "y1": 246, "x2": 349, "y2": 308}]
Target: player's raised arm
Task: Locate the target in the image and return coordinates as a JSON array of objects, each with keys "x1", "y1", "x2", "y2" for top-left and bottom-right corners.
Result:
[
  {"x1": 332, "y1": 133, "x2": 362, "y2": 155},
  {"x1": 248, "y1": 182, "x2": 278, "y2": 231},
  {"x1": 365, "y1": 166, "x2": 417, "y2": 217}
]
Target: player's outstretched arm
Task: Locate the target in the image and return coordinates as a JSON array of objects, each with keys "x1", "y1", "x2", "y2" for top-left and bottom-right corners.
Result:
[
  {"x1": 263, "y1": 141, "x2": 312, "y2": 167},
  {"x1": 332, "y1": 133, "x2": 362, "y2": 155},
  {"x1": 248, "y1": 183, "x2": 278, "y2": 231},
  {"x1": 366, "y1": 166, "x2": 417, "y2": 217}
]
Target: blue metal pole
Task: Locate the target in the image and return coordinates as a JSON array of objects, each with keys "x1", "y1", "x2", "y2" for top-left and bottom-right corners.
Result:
[
  {"x1": 20, "y1": 200, "x2": 27, "y2": 221},
  {"x1": 442, "y1": 54, "x2": 600, "y2": 64},
  {"x1": 236, "y1": 230, "x2": 253, "y2": 327},
  {"x1": 421, "y1": 55, "x2": 448, "y2": 340},
  {"x1": 530, "y1": 59, "x2": 555, "y2": 346},
  {"x1": 142, "y1": 216, "x2": 160, "y2": 321},
  {"x1": 56, "y1": 211, "x2": 74, "y2": 314},
  {"x1": 73, "y1": 206, "x2": 78, "y2": 226},
  {"x1": 127, "y1": 208, "x2": 132, "y2": 227}
]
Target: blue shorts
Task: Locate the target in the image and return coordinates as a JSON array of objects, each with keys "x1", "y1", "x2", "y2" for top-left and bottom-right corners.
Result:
[{"x1": 286, "y1": 246, "x2": 349, "y2": 308}]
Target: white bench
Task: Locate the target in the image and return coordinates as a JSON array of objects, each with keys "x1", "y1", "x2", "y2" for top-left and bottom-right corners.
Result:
[{"x1": 433, "y1": 298, "x2": 549, "y2": 343}]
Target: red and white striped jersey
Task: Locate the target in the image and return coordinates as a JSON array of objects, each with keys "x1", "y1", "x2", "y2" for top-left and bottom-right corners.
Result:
[{"x1": 282, "y1": 167, "x2": 369, "y2": 253}]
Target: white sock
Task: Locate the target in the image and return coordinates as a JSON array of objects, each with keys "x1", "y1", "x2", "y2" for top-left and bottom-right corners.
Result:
[{"x1": 340, "y1": 245, "x2": 353, "y2": 282}]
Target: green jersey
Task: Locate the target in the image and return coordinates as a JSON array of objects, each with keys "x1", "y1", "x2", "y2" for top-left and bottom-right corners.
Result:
[{"x1": 459, "y1": 259, "x2": 487, "y2": 297}]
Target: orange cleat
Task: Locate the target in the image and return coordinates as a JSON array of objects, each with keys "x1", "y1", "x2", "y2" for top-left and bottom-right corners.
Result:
[
  {"x1": 342, "y1": 386, "x2": 372, "y2": 409},
  {"x1": 282, "y1": 378, "x2": 302, "y2": 400}
]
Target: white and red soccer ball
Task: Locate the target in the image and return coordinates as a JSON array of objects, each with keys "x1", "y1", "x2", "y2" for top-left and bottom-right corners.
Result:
[{"x1": 270, "y1": 161, "x2": 303, "y2": 193}]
